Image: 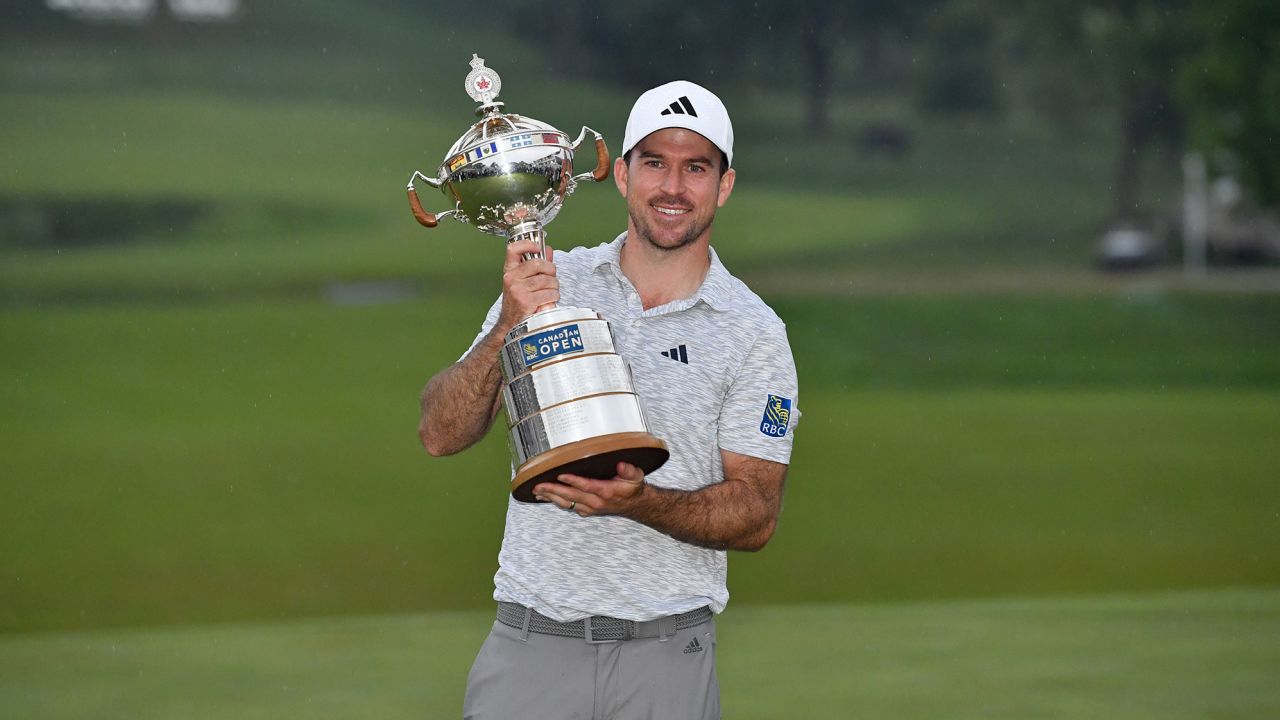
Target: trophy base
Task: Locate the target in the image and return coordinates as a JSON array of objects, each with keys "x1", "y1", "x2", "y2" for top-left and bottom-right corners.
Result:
[{"x1": 510, "y1": 431, "x2": 670, "y2": 503}]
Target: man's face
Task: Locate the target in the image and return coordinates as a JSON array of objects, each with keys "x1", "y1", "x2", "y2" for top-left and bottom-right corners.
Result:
[{"x1": 614, "y1": 128, "x2": 735, "y2": 252}]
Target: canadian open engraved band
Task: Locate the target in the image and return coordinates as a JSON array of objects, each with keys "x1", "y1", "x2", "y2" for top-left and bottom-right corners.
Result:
[{"x1": 500, "y1": 318, "x2": 618, "y2": 380}]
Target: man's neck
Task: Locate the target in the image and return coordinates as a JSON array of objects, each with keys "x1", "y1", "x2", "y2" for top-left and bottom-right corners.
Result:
[{"x1": 618, "y1": 231, "x2": 712, "y2": 310}]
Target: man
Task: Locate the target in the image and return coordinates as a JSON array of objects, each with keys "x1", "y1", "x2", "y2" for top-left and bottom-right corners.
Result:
[{"x1": 419, "y1": 80, "x2": 800, "y2": 720}]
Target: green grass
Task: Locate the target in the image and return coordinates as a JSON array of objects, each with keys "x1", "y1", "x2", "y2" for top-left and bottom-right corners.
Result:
[
  {"x1": 724, "y1": 588, "x2": 1280, "y2": 720},
  {"x1": 1, "y1": 588, "x2": 1277, "y2": 719},
  {"x1": 776, "y1": 294, "x2": 1280, "y2": 390},
  {"x1": 753, "y1": 388, "x2": 1280, "y2": 604},
  {"x1": 0, "y1": 183, "x2": 987, "y2": 302},
  {"x1": 3, "y1": 294, "x2": 1277, "y2": 633}
]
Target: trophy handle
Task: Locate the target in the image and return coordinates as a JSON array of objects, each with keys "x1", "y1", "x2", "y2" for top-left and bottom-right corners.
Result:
[
  {"x1": 570, "y1": 127, "x2": 611, "y2": 183},
  {"x1": 407, "y1": 171, "x2": 458, "y2": 228}
]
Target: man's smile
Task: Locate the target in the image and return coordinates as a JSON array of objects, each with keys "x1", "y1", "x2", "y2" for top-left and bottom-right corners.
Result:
[{"x1": 651, "y1": 197, "x2": 694, "y2": 218}]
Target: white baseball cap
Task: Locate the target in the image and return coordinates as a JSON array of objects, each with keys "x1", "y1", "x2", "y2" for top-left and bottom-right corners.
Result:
[{"x1": 621, "y1": 80, "x2": 734, "y2": 168}]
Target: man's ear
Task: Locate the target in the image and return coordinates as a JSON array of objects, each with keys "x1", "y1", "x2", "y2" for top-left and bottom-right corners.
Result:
[
  {"x1": 716, "y1": 168, "x2": 736, "y2": 208},
  {"x1": 613, "y1": 156, "x2": 629, "y2": 198}
]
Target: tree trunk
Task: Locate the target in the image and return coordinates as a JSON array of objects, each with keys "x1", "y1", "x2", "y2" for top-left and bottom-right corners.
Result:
[
  {"x1": 148, "y1": 0, "x2": 180, "y2": 46},
  {"x1": 1113, "y1": 96, "x2": 1147, "y2": 222},
  {"x1": 804, "y1": 26, "x2": 833, "y2": 137}
]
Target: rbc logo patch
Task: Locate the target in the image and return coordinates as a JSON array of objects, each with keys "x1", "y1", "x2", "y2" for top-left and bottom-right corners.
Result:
[
  {"x1": 760, "y1": 394, "x2": 792, "y2": 437},
  {"x1": 522, "y1": 324, "x2": 584, "y2": 366}
]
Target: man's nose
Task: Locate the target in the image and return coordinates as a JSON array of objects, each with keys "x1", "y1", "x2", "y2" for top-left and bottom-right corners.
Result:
[{"x1": 659, "y1": 166, "x2": 685, "y2": 196}]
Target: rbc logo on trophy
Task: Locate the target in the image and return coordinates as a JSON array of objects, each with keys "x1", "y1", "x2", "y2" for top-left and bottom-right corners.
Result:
[
  {"x1": 522, "y1": 324, "x2": 585, "y2": 366},
  {"x1": 760, "y1": 394, "x2": 792, "y2": 437}
]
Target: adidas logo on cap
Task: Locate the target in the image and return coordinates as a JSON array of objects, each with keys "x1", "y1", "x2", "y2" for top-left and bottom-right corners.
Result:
[
  {"x1": 622, "y1": 80, "x2": 734, "y2": 167},
  {"x1": 660, "y1": 96, "x2": 699, "y2": 117}
]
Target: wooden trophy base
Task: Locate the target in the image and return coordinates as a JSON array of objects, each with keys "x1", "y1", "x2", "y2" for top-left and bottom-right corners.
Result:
[{"x1": 510, "y1": 431, "x2": 670, "y2": 503}]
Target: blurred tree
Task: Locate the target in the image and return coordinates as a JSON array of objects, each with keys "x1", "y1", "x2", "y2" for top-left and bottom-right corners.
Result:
[
  {"x1": 914, "y1": 0, "x2": 1001, "y2": 114},
  {"x1": 490, "y1": 0, "x2": 938, "y2": 137},
  {"x1": 749, "y1": 0, "x2": 934, "y2": 136},
  {"x1": 490, "y1": 0, "x2": 739, "y2": 85},
  {"x1": 1006, "y1": 1, "x2": 1196, "y2": 221},
  {"x1": 591, "y1": 3, "x2": 742, "y2": 86},
  {"x1": 1094, "y1": 1, "x2": 1195, "y2": 221},
  {"x1": 1180, "y1": 0, "x2": 1280, "y2": 207}
]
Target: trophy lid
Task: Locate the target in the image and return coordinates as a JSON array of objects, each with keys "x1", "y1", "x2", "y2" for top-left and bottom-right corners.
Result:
[
  {"x1": 465, "y1": 54, "x2": 503, "y2": 111},
  {"x1": 439, "y1": 55, "x2": 568, "y2": 172},
  {"x1": 442, "y1": 112, "x2": 564, "y2": 164}
]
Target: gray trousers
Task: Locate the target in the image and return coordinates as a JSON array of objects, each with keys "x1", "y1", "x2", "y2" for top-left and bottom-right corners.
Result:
[{"x1": 462, "y1": 616, "x2": 720, "y2": 720}]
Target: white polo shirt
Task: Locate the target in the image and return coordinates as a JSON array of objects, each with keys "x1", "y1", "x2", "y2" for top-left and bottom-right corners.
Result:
[{"x1": 463, "y1": 233, "x2": 800, "y2": 622}]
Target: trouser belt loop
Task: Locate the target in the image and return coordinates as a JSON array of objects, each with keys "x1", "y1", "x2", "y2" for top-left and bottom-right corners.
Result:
[
  {"x1": 518, "y1": 605, "x2": 533, "y2": 643},
  {"x1": 657, "y1": 615, "x2": 675, "y2": 643}
]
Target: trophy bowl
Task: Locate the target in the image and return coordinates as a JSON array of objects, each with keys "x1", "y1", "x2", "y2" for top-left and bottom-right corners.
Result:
[
  {"x1": 436, "y1": 116, "x2": 574, "y2": 234},
  {"x1": 408, "y1": 55, "x2": 668, "y2": 502}
]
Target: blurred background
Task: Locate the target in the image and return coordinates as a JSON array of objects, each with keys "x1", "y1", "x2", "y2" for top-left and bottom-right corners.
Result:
[{"x1": 1, "y1": 0, "x2": 1278, "y2": 717}]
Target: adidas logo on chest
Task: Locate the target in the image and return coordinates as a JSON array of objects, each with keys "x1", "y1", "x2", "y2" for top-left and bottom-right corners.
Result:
[{"x1": 659, "y1": 344, "x2": 689, "y2": 364}]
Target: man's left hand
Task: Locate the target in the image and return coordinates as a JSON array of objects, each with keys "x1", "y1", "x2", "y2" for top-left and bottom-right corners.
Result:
[{"x1": 534, "y1": 462, "x2": 646, "y2": 517}]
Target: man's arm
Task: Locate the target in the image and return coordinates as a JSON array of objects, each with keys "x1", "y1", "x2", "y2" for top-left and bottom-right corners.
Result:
[
  {"x1": 533, "y1": 450, "x2": 788, "y2": 552},
  {"x1": 418, "y1": 239, "x2": 558, "y2": 456},
  {"x1": 417, "y1": 332, "x2": 506, "y2": 456}
]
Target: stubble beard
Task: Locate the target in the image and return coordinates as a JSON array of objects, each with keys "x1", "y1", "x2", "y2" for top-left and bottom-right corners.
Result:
[{"x1": 628, "y1": 198, "x2": 715, "y2": 253}]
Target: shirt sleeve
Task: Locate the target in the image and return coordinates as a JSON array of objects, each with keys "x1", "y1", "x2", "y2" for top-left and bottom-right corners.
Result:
[
  {"x1": 716, "y1": 323, "x2": 801, "y2": 464},
  {"x1": 459, "y1": 295, "x2": 504, "y2": 363}
]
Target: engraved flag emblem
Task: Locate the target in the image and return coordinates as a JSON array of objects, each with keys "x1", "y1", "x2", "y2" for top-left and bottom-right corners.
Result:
[
  {"x1": 760, "y1": 394, "x2": 792, "y2": 437},
  {"x1": 508, "y1": 133, "x2": 535, "y2": 149}
]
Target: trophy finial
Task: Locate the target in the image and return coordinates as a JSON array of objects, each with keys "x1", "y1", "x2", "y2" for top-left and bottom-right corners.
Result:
[{"x1": 465, "y1": 54, "x2": 502, "y2": 106}]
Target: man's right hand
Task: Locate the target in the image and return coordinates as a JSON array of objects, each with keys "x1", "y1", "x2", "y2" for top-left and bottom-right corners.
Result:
[{"x1": 498, "y1": 239, "x2": 559, "y2": 331}]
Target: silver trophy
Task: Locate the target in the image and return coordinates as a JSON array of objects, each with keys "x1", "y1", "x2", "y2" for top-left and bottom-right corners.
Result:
[{"x1": 408, "y1": 55, "x2": 669, "y2": 502}]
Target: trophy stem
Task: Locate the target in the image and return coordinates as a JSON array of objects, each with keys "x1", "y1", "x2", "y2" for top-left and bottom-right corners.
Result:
[{"x1": 508, "y1": 220, "x2": 558, "y2": 310}]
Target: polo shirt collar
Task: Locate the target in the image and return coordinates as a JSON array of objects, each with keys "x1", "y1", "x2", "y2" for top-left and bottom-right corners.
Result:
[{"x1": 592, "y1": 232, "x2": 734, "y2": 312}]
